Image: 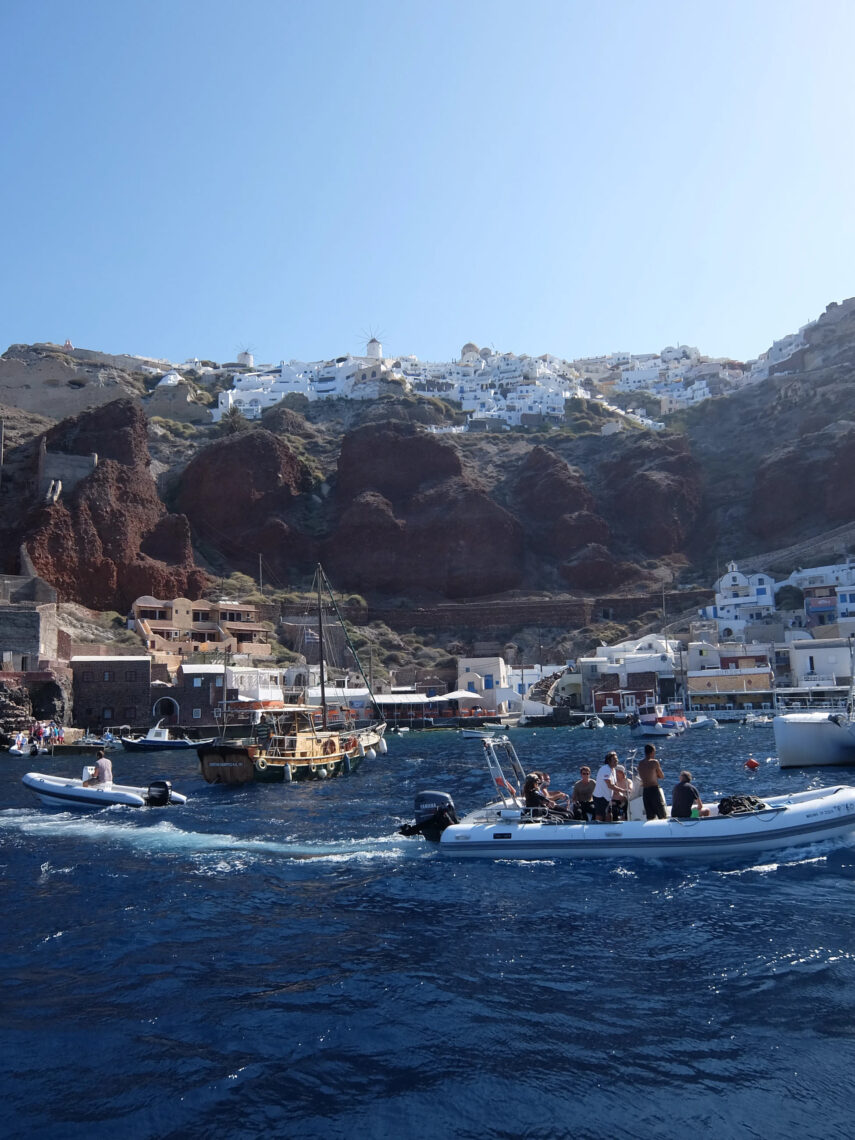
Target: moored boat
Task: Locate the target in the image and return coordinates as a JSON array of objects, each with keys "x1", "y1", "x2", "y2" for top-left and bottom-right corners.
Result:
[
  {"x1": 629, "y1": 703, "x2": 688, "y2": 737},
  {"x1": 687, "y1": 714, "x2": 719, "y2": 730},
  {"x1": 22, "y1": 771, "x2": 187, "y2": 809},
  {"x1": 121, "y1": 719, "x2": 216, "y2": 751},
  {"x1": 400, "y1": 736, "x2": 855, "y2": 860},
  {"x1": 197, "y1": 704, "x2": 387, "y2": 783},
  {"x1": 580, "y1": 715, "x2": 605, "y2": 729}
]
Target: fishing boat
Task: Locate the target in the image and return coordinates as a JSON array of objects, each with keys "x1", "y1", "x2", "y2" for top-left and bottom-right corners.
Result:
[
  {"x1": 775, "y1": 647, "x2": 855, "y2": 768},
  {"x1": 21, "y1": 771, "x2": 187, "y2": 810},
  {"x1": 400, "y1": 736, "x2": 855, "y2": 860},
  {"x1": 629, "y1": 703, "x2": 688, "y2": 738},
  {"x1": 198, "y1": 564, "x2": 386, "y2": 784},
  {"x1": 121, "y1": 718, "x2": 216, "y2": 752}
]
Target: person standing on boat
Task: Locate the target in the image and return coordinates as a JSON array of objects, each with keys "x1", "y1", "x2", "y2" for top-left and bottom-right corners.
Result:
[
  {"x1": 83, "y1": 750, "x2": 113, "y2": 787},
  {"x1": 593, "y1": 751, "x2": 621, "y2": 821},
  {"x1": 610, "y1": 764, "x2": 631, "y2": 821},
  {"x1": 638, "y1": 743, "x2": 667, "y2": 820},
  {"x1": 572, "y1": 765, "x2": 597, "y2": 821},
  {"x1": 671, "y1": 770, "x2": 710, "y2": 819}
]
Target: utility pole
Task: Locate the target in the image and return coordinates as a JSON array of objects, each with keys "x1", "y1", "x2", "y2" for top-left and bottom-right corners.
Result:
[{"x1": 258, "y1": 553, "x2": 263, "y2": 595}]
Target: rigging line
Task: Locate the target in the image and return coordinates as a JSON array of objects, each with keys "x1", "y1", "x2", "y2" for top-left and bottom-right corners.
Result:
[{"x1": 319, "y1": 564, "x2": 378, "y2": 706}]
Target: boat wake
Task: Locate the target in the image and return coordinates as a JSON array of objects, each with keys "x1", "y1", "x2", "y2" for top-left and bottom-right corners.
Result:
[{"x1": 0, "y1": 809, "x2": 415, "y2": 864}]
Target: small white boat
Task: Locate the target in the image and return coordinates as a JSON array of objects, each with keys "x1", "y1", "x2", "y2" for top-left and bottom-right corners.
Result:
[
  {"x1": 580, "y1": 715, "x2": 605, "y2": 729},
  {"x1": 121, "y1": 719, "x2": 216, "y2": 752},
  {"x1": 687, "y1": 714, "x2": 719, "y2": 730},
  {"x1": 400, "y1": 736, "x2": 855, "y2": 861},
  {"x1": 629, "y1": 704, "x2": 688, "y2": 737},
  {"x1": 459, "y1": 724, "x2": 503, "y2": 739},
  {"x1": 743, "y1": 713, "x2": 773, "y2": 726},
  {"x1": 22, "y1": 771, "x2": 187, "y2": 810}
]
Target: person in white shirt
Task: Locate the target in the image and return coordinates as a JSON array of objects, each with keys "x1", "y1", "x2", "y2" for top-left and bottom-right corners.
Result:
[{"x1": 593, "y1": 751, "x2": 620, "y2": 821}]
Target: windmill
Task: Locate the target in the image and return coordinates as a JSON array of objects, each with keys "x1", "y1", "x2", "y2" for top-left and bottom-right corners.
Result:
[{"x1": 360, "y1": 325, "x2": 386, "y2": 360}]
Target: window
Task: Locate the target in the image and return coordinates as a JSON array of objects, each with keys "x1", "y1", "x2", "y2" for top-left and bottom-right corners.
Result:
[
  {"x1": 484, "y1": 675, "x2": 494, "y2": 690},
  {"x1": 82, "y1": 670, "x2": 93, "y2": 682},
  {"x1": 192, "y1": 708, "x2": 202, "y2": 719},
  {"x1": 125, "y1": 670, "x2": 137, "y2": 682},
  {"x1": 102, "y1": 670, "x2": 114, "y2": 682},
  {"x1": 193, "y1": 677, "x2": 203, "y2": 687},
  {"x1": 123, "y1": 707, "x2": 137, "y2": 721},
  {"x1": 467, "y1": 682, "x2": 476, "y2": 693},
  {"x1": 102, "y1": 707, "x2": 114, "y2": 720}
]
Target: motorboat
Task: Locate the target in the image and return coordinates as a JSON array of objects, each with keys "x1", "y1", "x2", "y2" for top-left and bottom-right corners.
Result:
[
  {"x1": 121, "y1": 719, "x2": 216, "y2": 752},
  {"x1": 629, "y1": 703, "x2": 688, "y2": 738},
  {"x1": 743, "y1": 713, "x2": 773, "y2": 726},
  {"x1": 774, "y1": 709, "x2": 855, "y2": 769},
  {"x1": 400, "y1": 736, "x2": 855, "y2": 860},
  {"x1": 459, "y1": 724, "x2": 503, "y2": 739},
  {"x1": 687, "y1": 714, "x2": 719, "y2": 730},
  {"x1": 580, "y1": 715, "x2": 605, "y2": 729},
  {"x1": 22, "y1": 771, "x2": 187, "y2": 810}
]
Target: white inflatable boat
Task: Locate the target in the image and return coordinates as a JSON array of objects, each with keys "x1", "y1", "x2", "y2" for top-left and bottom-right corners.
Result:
[
  {"x1": 401, "y1": 737, "x2": 855, "y2": 861},
  {"x1": 22, "y1": 772, "x2": 187, "y2": 810}
]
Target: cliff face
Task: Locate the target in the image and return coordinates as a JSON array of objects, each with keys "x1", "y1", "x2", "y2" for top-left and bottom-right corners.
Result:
[{"x1": 15, "y1": 401, "x2": 209, "y2": 610}]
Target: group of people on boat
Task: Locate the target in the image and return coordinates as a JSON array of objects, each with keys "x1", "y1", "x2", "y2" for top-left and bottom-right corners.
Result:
[{"x1": 520, "y1": 744, "x2": 709, "y2": 823}]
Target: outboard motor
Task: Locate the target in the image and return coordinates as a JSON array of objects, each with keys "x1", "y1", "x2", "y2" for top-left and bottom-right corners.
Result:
[
  {"x1": 399, "y1": 790, "x2": 459, "y2": 843},
  {"x1": 145, "y1": 779, "x2": 173, "y2": 807}
]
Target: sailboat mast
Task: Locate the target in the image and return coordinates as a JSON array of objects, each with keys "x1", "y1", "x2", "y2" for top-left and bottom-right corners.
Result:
[{"x1": 317, "y1": 564, "x2": 327, "y2": 728}]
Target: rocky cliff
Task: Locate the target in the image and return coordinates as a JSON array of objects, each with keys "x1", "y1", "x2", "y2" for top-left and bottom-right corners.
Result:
[{"x1": 4, "y1": 296, "x2": 855, "y2": 609}]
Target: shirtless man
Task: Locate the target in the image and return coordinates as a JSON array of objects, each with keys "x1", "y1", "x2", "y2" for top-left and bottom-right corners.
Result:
[{"x1": 637, "y1": 743, "x2": 666, "y2": 820}]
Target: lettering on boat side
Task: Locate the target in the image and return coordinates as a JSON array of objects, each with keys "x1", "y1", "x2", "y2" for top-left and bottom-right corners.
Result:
[{"x1": 493, "y1": 833, "x2": 513, "y2": 840}]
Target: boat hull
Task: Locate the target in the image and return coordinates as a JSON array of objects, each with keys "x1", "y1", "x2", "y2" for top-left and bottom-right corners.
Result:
[
  {"x1": 438, "y1": 786, "x2": 855, "y2": 860},
  {"x1": 21, "y1": 772, "x2": 187, "y2": 810},
  {"x1": 197, "y1": 739, "x2": 370, "y2": 784},
  {"x1": 774, "y1": 712, "x2": 855, "y2": 768}
]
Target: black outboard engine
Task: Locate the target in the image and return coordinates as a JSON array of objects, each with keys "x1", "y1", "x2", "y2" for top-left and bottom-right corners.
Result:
[
  {"x1": 145, "y1": 779, "x2": 173, "y2": 807},
  {"x1": 399, "y1": 790, "x2": 459, "y2": 843}
]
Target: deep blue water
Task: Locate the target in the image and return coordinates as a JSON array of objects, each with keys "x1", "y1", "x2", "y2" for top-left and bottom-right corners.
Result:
[{"x1": 3, "y1": 725, "x2": 855, "y2": 1140}]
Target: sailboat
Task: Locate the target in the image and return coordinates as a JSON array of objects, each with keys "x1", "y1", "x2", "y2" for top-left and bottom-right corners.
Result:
[{"x1": 197, "y1": 565, "x2": 387, "y2": 784}]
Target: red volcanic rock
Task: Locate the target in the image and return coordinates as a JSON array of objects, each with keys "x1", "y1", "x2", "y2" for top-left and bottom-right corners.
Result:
[
  {"x1": 511, "y1": 446, "x2": 610, "y2": 558},
  {"x1": 750, "y1": 421, "x2": 855, "y2": 541},
  {"x1": 176, "y1": 429, "x2": 313, "y2": 533},
  {"x1": 336, "y1": 422, "x2": 462, "y2": 505},
  {"x1": 560, "y1": 545, "x2": 639, "y2": 591},
  {"x1": 43, "y1": 398, "x2": 151, "y2": 467},
  {"x1": 599, "y1": 436, "x2": 702, "y2": 555},
  {"x1": 324, "y1": 475, "x2": 524, "y2": 598},
  {"x1": 26, "y1": 459, "x2": 208, "y2": 610}
]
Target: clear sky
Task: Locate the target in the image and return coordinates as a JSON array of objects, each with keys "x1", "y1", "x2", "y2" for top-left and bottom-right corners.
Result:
[{"x1": 2, "y1": 0, "x2": 854, "y2": 367}]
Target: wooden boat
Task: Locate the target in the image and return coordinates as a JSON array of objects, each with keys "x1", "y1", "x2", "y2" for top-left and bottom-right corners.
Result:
[
  {"x1": 198, "y1": 564, "x2": 386, "y2": 784},
  {"x1": 22, "y1": 771, "x2": 187, "y2": 809},
  {"x1": 121, "y1": 718, "x2": 216, "y2": 751},
  {"x1": 400, "y1": 736, "x2": 855, "y2": 860},
  {"x1": 198, "y1": 704, "x2": 386, "y2": 784}
]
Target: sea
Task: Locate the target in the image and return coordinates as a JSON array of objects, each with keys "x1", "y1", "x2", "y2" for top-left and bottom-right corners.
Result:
[{"x1": 2, "y1": 724, "x2": 855, "y2": 1140}]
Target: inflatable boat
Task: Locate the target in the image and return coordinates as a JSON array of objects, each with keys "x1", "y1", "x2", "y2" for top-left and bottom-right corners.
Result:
[{"x1": 21, "y1": 771, "x2": 187, "y2": 810}]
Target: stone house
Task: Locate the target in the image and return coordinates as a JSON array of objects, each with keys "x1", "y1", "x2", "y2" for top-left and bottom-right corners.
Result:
[{"x1": 70, "y1": 655, "x2": 152, "y2": 732}]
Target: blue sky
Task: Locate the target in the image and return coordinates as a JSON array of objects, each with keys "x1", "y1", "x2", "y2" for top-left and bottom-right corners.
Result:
[{"x1": 2, "y1": 0, "x2": 854, "y2": 367}]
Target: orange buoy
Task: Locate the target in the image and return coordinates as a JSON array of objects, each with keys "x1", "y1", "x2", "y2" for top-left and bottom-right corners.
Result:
[{"x1": 744, "y1": 755, "x2": 760, "y2": 771}]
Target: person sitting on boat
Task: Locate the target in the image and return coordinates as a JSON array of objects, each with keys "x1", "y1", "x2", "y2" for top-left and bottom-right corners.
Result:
[
  {"x1": 593, "y1": 751, "x2": 621, "y2": 822},
  {"x1": 671, "y1": 770, "x2": 710, "y2": 819},
  {"x1": 536, "y1": 771, "x2": 571, "y2": 811},
  {"x1": 523, "y1": 773, "x2": 570, "y2": 817},
  {"x1": 572, "y1": 765, "x2": 597, "y2": 821},
  {"x1": 610, "y1": 764, "x2": 632, "y2": 821},
  {"x1": 83, "y1": 750, "x2": 113, "y2": 787},
  {"x1": 638, "y1": 743, "x2": 667, "y2": 820}
]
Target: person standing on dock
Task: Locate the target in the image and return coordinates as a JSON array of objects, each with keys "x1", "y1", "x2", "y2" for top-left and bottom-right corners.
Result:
[{"x1": 638, "y1": 743, "x2": 667, "y2": 820}]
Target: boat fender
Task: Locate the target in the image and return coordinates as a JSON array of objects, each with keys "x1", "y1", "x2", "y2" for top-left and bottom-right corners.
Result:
[
  {"x1": 316, "y1": 766, "x2": 328, "y2": 779},
  {"x1": 256, "y1": 757, "x2": 268, "y2": 772},
  {"x1": 283, "y1": 763, "x2": 293, "y2": 783},
  {"x1": 377, "y1": 738, "x2": 388, "y2": 755},
  {"x1": 343, "y1": 754, "x2": 351, "y2": 774},
  {"x1": 357, "y1": 740, "x2": 365, "y2": 758},
  {"x1": 366, "y1": 747, "x2": 377, "y2": 761}
]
